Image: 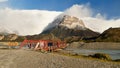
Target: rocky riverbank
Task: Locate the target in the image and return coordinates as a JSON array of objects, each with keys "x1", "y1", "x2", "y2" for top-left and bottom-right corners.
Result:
[{"x1": 67, "y1": 42, "x2": 120, "y2": 50}]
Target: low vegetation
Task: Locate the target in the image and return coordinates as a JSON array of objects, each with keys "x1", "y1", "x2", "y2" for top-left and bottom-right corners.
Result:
[
  {"x1": 88, "y1": 53, "x2": 112, "y2": 60},
  {"x1": 55, "y1": 50, "x2": 120, "y2": 63}
]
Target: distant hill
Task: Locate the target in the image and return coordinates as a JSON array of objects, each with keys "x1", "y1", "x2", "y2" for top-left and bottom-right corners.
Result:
[
  {"x1": 26, "y1": 33, "x2": 61, "y2": 41},
  {"x1": 0, "y1": 33, "x2": 25, "y2": 42},
  {"x1": 96, "y1": 28, "x2": 120, "y2": 42}
]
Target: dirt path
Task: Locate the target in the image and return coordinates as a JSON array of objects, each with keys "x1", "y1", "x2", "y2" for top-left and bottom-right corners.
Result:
[{"x1": 0, "y1": 49, "x2": 120, "y2": 68}]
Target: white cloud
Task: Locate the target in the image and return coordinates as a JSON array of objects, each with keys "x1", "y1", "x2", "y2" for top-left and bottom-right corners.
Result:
[
  {"x1": 0, "y1": 8, "x2": 62, "y2": 35},
  {"x1": 64, "y1": 4, "x2": 120, "y2": 33},
  {"x1": 0, "y1": 0, "x2": 8, "y2": 2},
  {"x1": 82, "y1": 17, "x2": 120, "y2": 33},
  {"x1": 64, "y1": 4, "x2": 92, "y2": 18},
  {"x1": 0, "y1": 0, "x2": 8, "y2": 9},
  {"x1": 0, "y1": 4, "x2": 120, "y2": 35}
]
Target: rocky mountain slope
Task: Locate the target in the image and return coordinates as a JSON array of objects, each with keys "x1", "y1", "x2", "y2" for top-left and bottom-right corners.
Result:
[
  {"x1": 96, "y1": 27, "x2": 120, "y2": 42},
  {"x1": 42, "y1": 15, "x2": 99, "y2": 42},
  {"x1": 26, "y1": 33, "x2": 61, "y2": 41},
  {"x1": 0, "y1": 33, "x2": 25, "y2": 42}
]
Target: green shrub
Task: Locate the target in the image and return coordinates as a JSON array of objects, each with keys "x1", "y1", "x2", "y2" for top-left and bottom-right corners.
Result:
[{"x1": 89, "y1": 53, "x2": 112, "y2": 60}]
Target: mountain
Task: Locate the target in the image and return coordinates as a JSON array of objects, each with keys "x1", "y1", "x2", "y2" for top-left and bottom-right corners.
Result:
[
  {"x1": 1, "y1": 15, "x2": 119, "y2": 43},
  {"x1": 96, "y1": 27, "x2": 120, "y2": 42},
  {"x1": 0, "y1": 27, "x2": 25, "y2": 42},
  {"x1": 43, "y1": 15, "x2": 86, "y2": 31},
  {"x1": 42, "y1": 15, "x2": 100, "y2": 42},
  {"x1": 55, "y1": 15, "x2": 85, "y2": 29},
  {"x1": 0, "y1": 33, "x2": 25, "y2": 42},
  {"x1": 26, "y1": 33, "x2": 61, "y2": 41}
]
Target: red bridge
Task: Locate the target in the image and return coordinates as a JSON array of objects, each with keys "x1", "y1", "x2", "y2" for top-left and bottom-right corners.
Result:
[{"x1": 20, "y1": 39, "x2": 67, "y2": 51}]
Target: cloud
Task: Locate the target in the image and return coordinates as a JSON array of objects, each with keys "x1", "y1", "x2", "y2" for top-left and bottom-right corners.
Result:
[
  {"x1": 0, "y1": 0, "x2": 8, "y2": 9},
  {"x1": 64, "y1": 4, "x2": 120, "y2": 33},
  {"x1": 0, "y1": 0, "x2": 8, "y2": 2},
  {"x1": 64, "y1": 4, "x2": 92, "y2": 18},
  {"x1": 0, "y1": 4, "x2": 120, "y2": 35},
  {"x1": 0, "y1": 8, "x2": 62, "y2": 35}
]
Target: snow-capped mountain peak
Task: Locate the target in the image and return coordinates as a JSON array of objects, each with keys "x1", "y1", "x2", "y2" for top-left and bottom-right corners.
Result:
[
  {"x1": 59, "y1": 15, "x2": 85, "y2": 29},
  {"x1": 43, "y1": 15, "x2": 87, "y2": 32}
]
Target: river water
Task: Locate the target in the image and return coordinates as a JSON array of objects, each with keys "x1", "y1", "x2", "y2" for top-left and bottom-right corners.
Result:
[{"x1": 67, "y1": 49, "x2": 120, "y2": 60}]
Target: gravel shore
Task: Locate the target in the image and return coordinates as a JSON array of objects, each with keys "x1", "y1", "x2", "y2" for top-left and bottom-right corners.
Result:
[{"x1": 0, "y1": 49, "x2": 120, "y2": 68}]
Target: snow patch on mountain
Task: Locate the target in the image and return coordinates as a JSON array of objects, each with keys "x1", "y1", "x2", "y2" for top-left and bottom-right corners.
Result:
[
  {"x1": 59, "y1": 15, "x2": 86, "y2": 29},
  {"x1": 44, "y1": 15, "x2": 87, "y2": 31}
]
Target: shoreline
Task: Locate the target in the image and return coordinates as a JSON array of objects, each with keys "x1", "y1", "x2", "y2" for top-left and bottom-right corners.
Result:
[
  {"x1": 0, "y1": 42, "x2": 120, "y2": 50},
  {"x1": 55, "y1": 49, "x2": 120, "y2": 61},
  {"x1": 68, "y1": 42, "x2": 120, "y2": 50},
  {"x1": 0, "y1": 49, "x2": 120, "y2": 68}
]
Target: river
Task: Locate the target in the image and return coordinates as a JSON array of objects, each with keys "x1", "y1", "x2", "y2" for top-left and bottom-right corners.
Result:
[{"x1": 67, "y1": 49, "x2": 120, "y2": 60}]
